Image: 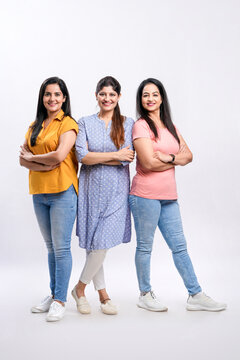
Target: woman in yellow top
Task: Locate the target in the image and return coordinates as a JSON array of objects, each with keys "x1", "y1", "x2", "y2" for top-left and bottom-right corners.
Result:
[{"x1": 20, "y1": 77, "x2": 78, "y2": 322}]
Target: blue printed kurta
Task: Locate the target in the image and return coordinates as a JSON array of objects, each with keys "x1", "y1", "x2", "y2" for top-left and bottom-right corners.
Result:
[{"x1": 75, "y1": 114, "x2": 134, "y2": 250}]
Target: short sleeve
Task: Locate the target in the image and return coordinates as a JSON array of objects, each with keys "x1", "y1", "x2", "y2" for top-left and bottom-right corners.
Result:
[
  {"x1": 75, "y1": 117, "x2": 89, "y2": 162},
  {"x1": 60, "y1": 117, "x2": 78, "y2": 136},
  {"x1": 120, "y1": 117, "x2": 135, "y2": 166},
  {"x1": 132, "y1": 119, "x2": 151, "y2": 140}
]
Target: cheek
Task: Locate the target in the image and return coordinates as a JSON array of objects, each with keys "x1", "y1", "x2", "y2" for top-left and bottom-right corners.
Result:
[{"x1": 97, "y1": 99, "x2": 104, "y2": 107}]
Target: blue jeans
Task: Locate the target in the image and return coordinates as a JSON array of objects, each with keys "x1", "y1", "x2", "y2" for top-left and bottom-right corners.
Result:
[
  {"x1": 33, "y1": 185, "x2": 77, "y2": 302},
  {"x1": 129, "y1": 195, "x2": 202, "y2": 295}
]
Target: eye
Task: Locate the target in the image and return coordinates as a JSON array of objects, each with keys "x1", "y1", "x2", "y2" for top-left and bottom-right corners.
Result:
[
  {"x1": 44, "y1": 92, "x2": 50, "y2": 96},
  {"x1": 110, "y1": 93, "x2": 116, "y2": 97},
  {"x1": 55, "y1": 92, "x2": 61, "y2": 97},
  {"x1": 99, "y1": 92, "x2": 105, "y2": 96}
]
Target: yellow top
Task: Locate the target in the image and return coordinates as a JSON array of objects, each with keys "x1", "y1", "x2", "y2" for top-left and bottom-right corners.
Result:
[{"x1": 25, "y1": 110, "x2": 79, "y2": 195}]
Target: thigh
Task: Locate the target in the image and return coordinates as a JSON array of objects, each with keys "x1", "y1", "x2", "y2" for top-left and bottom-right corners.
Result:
[
  {"x1": 158, "y1": 200, "x2": 187, "y2": 252},
  {"x1": 49, "y1": 185, "x2": 77, "y2": 248},
  {"x1": 33, "y1": 194, "x2": 51, "y2": 243},
  {"x1": 129, "y1": 195, "x2": 161, "y2": 248}
]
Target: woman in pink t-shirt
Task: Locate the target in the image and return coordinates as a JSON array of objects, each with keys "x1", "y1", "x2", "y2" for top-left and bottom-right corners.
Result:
[{"x1": 129, "y1": 78, "x2": 226, "y2": 312}]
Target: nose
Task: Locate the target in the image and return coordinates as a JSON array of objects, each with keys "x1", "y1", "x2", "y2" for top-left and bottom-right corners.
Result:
[{"x1": 49, "y1": 94, "x2": 56, "y2": 102}]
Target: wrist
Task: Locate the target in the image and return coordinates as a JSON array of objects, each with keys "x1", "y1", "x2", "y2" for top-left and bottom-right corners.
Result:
[
  {"x1": 112, "y1": 152, "x2": 118, "y2": 161},
  {"x1": 168, "y1": 154, "x2": 175, "y2": 163}
]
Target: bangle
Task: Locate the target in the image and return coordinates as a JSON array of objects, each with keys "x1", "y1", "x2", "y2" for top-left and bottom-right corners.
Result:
[{"x1": 168, "y1": 154, "x2": 175, "y2": 163}]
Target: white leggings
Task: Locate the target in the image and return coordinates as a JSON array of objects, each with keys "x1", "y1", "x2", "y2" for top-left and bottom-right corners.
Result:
[{"x1": 80, "y1": 250, "x2": 108, "y2": 290}]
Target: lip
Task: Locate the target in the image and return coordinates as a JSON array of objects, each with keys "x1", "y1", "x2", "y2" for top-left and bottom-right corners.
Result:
[{"x1": 147, "y1": 103, "x2": 155, "y2": 106}]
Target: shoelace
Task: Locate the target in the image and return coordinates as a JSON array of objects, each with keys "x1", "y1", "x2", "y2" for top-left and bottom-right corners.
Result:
[
  {"x1": 201, "y1": 293, "x2": 215, "y2": 303},
  {"x1": 50, "y1": 301, "x2": 62, "y2": 311},
  {"x1": 150, "y1": 291, "x2": 157, "y2": 299}
]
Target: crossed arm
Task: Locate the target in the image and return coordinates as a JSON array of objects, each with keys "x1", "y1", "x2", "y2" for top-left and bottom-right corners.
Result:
[
  {"x1": 19, "y1": 130, "x2": 77, "y2": 171},
  {"x1": 133, "y1": 134, "x2": 193, "y2": 172},
  {"x1": 80, "y1": 145, "x2": 134, "y2": 166}
]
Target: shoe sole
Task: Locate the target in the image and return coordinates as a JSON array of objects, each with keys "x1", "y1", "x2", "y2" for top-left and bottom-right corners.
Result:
[
  {"x1": 137, "y1": 303, "x2": 168, "y2": 312},
  {"x1": 31, "y1": 307, "x2": 49, "y2": 313},
  {"x1": 46, "y1": 316, "x2": 63, "y2": 322},
  {"x1": 71, "y1": 289, "x2": 91, "y2": 314},
  {"x1": 186, "y1": 304, "x2": 227, "y2": 312}
]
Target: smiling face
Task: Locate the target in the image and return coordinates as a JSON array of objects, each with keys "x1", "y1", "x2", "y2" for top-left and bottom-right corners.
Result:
[
  {"x1": 96, "y1": 86, "x2": 121, "y2": 113},
  {"x1": 141, "y1": 83, "x2": 162, "y2": 113},
  {"x1": 43, "y1": 83, "x2": 66, "y2": 115}
]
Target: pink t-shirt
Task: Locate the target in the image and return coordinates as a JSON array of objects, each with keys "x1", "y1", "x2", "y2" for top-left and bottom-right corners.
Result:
[{"x1": 130, "y1": 119, "x2": 180, "y2": 200}]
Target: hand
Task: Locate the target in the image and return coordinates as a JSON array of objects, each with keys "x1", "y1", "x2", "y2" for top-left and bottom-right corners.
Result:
[
  {"x1": 19, "y1": 145, "x2": 33, "y2": 161},
  {"x1": 117, "y1": 145, "x2": 135, "y2": 162},
  {"x1": 153, "y1": 151, "x2": 172, "y2": 163}
]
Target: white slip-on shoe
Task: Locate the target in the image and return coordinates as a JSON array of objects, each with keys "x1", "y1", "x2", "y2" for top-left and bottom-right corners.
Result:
[
  {"x1": 100, "y1": 300, "x2": 118, "y2": 315},
  {"x1": 186, "y1": 292, "x2": 227, "y2": 312},
  {"x1": 31, "y1": 296, "x2": 53, "y2": 313},
  {"x1": 71, "y1": 286, "x2": 91, "y2": 314},
  {"x1": 46, "y1": 301, "x2": 65, "y2": 322},
  {"x1": 137, "y1": 291, "x2": 168, "y2": 312}
]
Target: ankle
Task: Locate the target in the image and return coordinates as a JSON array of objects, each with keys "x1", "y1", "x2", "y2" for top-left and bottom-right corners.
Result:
[
  {"x1": 76, "y1": 282, "x2": 87, "y2": 298},
  {"x1": 100, "y1": 297, "x2": 111, "y2": 304}
]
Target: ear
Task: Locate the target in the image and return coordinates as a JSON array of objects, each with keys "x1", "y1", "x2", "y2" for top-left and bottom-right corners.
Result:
[
  {"x1": 118, "y1": 93, "x2": 122, "y2": 100},
  {"x1": 63, "y1": 96, "x2": 66, "y2": 103},
  {"x1": 95, "y1": 92, "x2": 98, "y2": 100}
]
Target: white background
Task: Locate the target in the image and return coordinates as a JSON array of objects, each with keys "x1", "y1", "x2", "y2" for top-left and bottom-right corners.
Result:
[{"x1": 1, "y1": 0, "x2": 239, "y2": 359}]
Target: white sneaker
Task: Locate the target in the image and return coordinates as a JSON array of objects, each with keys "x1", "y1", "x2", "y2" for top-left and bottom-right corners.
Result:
[
  {"x1": 100, "y1": 300, "x2": 118, "y2": 315},
  {"x1": 31, "y1": 296, "x2": 53, "y2": 313},
  {"x1": 46, "y1": 301, "x2": 65, "y2": 322},
  {"x1": 137, "y1": 291, "x2": 168, "y2": 312},
  {"x1": 186, "y1": 292, "x2": 227, "y2": 312}
]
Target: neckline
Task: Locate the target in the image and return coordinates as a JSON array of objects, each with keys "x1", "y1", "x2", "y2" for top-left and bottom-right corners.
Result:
[{"x1": 95, "y1": 113, "x2": 112, "y2": 129}]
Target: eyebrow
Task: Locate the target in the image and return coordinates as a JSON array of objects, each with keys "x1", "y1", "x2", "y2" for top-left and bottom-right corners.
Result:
[{"x1": 143, "y1": 91, "x2": 159, "y2": 95}]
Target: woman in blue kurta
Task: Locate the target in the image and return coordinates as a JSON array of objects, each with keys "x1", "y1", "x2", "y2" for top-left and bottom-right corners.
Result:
[{"x1": 72, "y1": 76, "x2": 134, "y2": 315}]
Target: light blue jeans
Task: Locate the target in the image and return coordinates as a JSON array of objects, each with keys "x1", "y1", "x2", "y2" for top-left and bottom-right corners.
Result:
[
  {"x1": 33, "y1": 185, "x2": 77, "y2": 302},
  {"x1": 129, "y1": 195, "x2": 202, "y2": 295}
]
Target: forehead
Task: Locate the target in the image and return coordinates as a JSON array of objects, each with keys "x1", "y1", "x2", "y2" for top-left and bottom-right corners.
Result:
[
  {"x1": 142, "y1": 83, "x2": 159, "y2": 94},
  {"x1": 45, "y1": 83, "x2": 62, "y2": 93},
  {"x1": 98, "y1": 86, "x2": 117, "y2": 94}
]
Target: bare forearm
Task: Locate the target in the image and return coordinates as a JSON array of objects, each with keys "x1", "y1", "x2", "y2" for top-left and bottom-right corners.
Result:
[
  {"x1": 141, "y1": 158, "x2": 174, "y2": 172},
  {"x1": 174, "y1": 152, "x2": 193, "y2": 166},
  {"x1": 81, "y1": 152, "x2": 119, "y2": 165},
  {"x1": 103, "y1": 160, "x2": 122, "y2": 166},
  {"x1": 19, "y1": 157, "x2": 52, "y2": 171},
  {"x1": 30, "y1": 152, "x2": 60, "y2": 165}
]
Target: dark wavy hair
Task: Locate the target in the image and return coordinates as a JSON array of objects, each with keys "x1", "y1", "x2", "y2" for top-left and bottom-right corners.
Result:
[
  {"x1": 96, "y1": 76, "x2": 125, "y2": 149},
  {"x1": 30, "y1": 77, "x2": 72, "y2": 146},
  {"x1": 136, "y1": 78, "x2": 180, "y2": 143}
]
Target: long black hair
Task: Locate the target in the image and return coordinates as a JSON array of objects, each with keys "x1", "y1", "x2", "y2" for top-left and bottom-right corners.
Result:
[
  {"x1": 96, "y1": 76, "x2": 125, "y2": 149},
  {"x1": 136, "y1": 78, "x2": 180, "y2": 143},
  {"x1": 30, "y1": 76, "x2": 72, "y2": 146}
]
